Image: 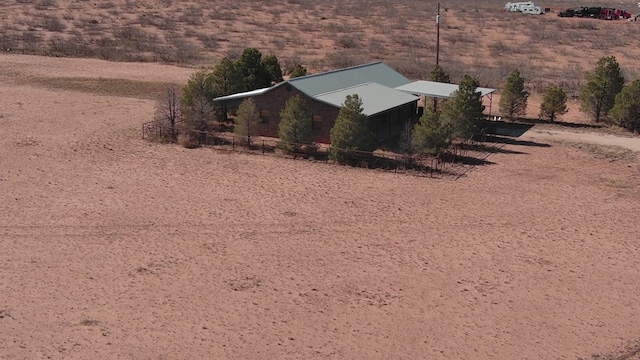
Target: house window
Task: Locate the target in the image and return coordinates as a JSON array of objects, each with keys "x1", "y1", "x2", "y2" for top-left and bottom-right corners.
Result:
[
  {"x1": 312, "y1": 114, "x2": 323, "y2": 130},
  {"x1": 260, "y1": 109, "x2": 270, "y2": 124}
]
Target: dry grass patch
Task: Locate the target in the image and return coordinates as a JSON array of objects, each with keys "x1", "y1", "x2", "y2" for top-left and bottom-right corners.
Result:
[
  {"x1": 561, "y1": 141, "x2": 637, "y2": 162},
  {"x1": 19, "y1": 76, "x2": 170, "y2": 99}
]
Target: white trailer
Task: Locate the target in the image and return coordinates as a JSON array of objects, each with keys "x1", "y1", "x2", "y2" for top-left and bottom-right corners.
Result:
[
  {"x1": 505, "y1": 1, "x2": 534, "y2": 12},
  {"x1": 522, "y1": 5, "x2": 543, "y2": 14}
]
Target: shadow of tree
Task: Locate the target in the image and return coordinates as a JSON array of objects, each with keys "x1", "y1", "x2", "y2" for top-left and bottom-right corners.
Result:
[
  {"x1": 484, "y1": 134, "x2": 551, "y2": 147},
  {"x1": 472, "y1": 143, "x2": 528, "y2": 154}
]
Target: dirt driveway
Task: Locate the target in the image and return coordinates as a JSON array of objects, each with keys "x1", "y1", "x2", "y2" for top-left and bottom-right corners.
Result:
[{"x1": 521, "y1": 126, "x2": 640, "y2": 152}]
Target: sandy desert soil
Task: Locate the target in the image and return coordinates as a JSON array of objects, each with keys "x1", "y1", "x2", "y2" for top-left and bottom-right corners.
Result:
[{"x1": 1, "y1": 54, "x2": 640, "y2": 360}]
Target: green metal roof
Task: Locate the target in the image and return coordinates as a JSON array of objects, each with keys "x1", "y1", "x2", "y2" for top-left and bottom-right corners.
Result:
[
  {"x1": 315, "y1": 82, "x2": 418, "y2": 117},
  {"x1": 213, "y1": 62, "x2": 419, "y2": 116},
  {"x1": 287, "y1": 62, "x2": 412, "y2": 97}
]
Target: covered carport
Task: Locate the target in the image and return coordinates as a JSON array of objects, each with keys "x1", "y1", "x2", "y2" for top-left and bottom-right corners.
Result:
[{"x1": 394, "y1": 80, "x2": 496, "y2": 115}]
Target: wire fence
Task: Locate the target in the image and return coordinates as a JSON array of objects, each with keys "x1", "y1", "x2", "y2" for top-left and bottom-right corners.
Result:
[{"x1": 142, "y1": 121, "x2": 493, "y2": 179}]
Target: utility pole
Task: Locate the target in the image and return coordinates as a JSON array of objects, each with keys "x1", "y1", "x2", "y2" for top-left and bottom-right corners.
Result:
[
  {"x1": 436, "y1": 2, "x2": 440, "y2": 66},
  {"x1": 433, "y1": 2, "x2": 441, "y2": 113}
]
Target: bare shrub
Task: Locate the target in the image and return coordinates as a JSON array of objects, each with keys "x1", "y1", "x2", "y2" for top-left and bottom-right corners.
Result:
[
  {"x1": 35, "y1": 0, "x2": 58, "y2": 9},
  {"x1": 195, "y1": 33, "x2": 218, "y2": 50},
  {"x1": 571, "y1": 21, "x2": 598, "y2": 30},
  {"x1": 41, "y1": 16, "x2": 66, "y2": 32},
  {"x1": 0, "y1": 32, "x2": 19, "y2": 52},
  {"x1": 325, "y1": 51, "x2": 360, "y2": 69},
  {"x1": 177, "y1": 133, "x2": 199, "y2": 148},
  {"x1": 97, "y1": 1, "x2": 115, "y2": 9},
  {"x1": 336, "y1": 35, "x2": 359, "y2": 49},
  {"x1": 180, "y1": 5, "x2": 204, "y2": 25},
  {"x1": 22, "y1": 32, "x2": 44, "y2": 53}
]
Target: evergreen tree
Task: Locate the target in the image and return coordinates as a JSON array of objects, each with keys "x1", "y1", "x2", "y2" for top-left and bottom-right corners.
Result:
[
  {"x1": 539, "y1": 85, "x2": 568, "y2": 122},
  {"x1": 441, "y1": 74, "x2": 485, "y2": 140},
  {"x1": 289, "y1": 64, "x2": 308, "y2": 79},
  {"x1": 580, "y1": 56, "x2": 625, "y2": 123},
  {"x1": 430, "y1": 64, "x2": 451, "y2": 83},
  {"x1": 329, "y1": 94, "x2": 374, "y2": 164},
  {"x1": 610, "y1": 79, "x2": 640, "y2": 132},
  {"x1": 235, "y1": 48, "x2": 270, "y2": 91},
  {"x1": 234, "y1": 98, "x2": 261, "y2": 146},
  {"x1": 429, "y1": 64, "x2": 451, "y2": 113},
  {"x1": 499, "y1": 69, "x2": 528, "y2": 121},
  {"x1": 262, "y1": 54, "x2": 284, "y2": 84},
  {"x1": 278, "y1": 94, "x2": 314, "y2": 152},
  {"x1": 411, "y1": 107, "x2": 451, "y2": 155},
  {"x1": 180, "y1": 70, "x2": 215, "y2": 141},
  {"x1": 211, "y1": 57, "x2": 242, "y2": 122}
]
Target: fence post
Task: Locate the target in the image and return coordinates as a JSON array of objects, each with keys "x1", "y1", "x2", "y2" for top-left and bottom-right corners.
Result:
[
  {"x1": 262, "y1": 140, "x2": 265, "y2": 155},
  {"x1": 394, "y1": 155, "x2": 397, "y2": 173},
  {"x1": 232, "y1": 136, "x2": 235, "y2": 151}
]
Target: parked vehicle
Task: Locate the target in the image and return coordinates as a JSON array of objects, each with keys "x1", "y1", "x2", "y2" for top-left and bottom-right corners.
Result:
[
  {"x1": 522, "y1": 6, "x2": 543, "y2": 14},
  {"x1": 505, "y1": 1, "x2": 544, "y2": 14},
  {"x1": 558, "y1": 6, "x2": 629, "y2": 20},
  {"x1": 601, "y1": 8, "x2": 619, "y2": 20},
  {"x1": 505, "y1": 1, "x2": 534, "y2": 11},
  {"x1": 615, "y1": 9, "x2": 632, "y2": 19}
]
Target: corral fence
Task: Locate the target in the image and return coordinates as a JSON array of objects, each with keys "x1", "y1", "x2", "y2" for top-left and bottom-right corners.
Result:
[{"x1": 142, "y1": 121, "x2": 492, "y2": 179}]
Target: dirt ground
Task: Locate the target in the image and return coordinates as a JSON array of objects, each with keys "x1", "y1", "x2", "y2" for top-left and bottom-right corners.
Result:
[{"x1": 2, "y1": 54, "x2": 640, "y2": 359}]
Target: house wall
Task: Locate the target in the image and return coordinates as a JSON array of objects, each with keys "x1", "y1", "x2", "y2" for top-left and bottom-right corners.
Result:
[
  {"x1": 370, "y1": 102, "x2": 418, "y2": 142},
  {"x1": 251, "y1": 84, "x2": 339, "y2": 144}
]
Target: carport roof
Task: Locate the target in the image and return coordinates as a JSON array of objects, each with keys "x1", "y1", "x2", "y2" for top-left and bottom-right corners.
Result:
[{"x1": 395, "y1": 80, "x2": 496, "y2": 98}]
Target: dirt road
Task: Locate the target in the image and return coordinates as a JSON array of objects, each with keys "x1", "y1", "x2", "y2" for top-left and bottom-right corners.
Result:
[{"x1": 521, "y1": 127, "x2": 640, "y2": 152}]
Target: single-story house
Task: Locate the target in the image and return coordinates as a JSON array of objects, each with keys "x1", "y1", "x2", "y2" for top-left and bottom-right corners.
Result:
[{"x1": 213, "y1": 62, "x2": 496, "y2": 144}]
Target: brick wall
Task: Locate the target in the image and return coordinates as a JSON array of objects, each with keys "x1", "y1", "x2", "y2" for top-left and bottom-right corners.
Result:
[{"x1": 252, "y1": 83, "x2": 339, "y2": 144}]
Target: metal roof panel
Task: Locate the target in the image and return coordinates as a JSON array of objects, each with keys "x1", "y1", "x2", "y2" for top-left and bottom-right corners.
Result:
[
  {"x1": 288, "y1": 62, "x2": 412, "y2": 97},
  {"x1": 395, "y1": 80, "x2": 496, "y2": 98},
  {"x1": 315, "y1": 82, "x2": 419, "y2": 117}
]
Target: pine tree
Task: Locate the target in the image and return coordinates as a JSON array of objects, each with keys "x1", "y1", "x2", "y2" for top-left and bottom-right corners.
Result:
[
  {"x1": 211, "y1": 57, "x2": 242, "y2": 122},
  {"x1": 180, "y1": 70, "x2": 215, "y2": 142},
  {"x1": 580, "y1": 56, "x2": 625, "y2": 123},
  {"x1": 234, "y1": 98, "x2": 261, "y2": 146},
  {"x1": 329, "y1": 94, "x2": 374, "y2": 164},
  {"x1": 429, "y1": 64, "x2": 451, "y2": 113},
  {"x1": 278, "y1": 94, "x2": 314, "y2": 152},
  {"x1": 441, "y1": 74, "x2": 485, "y2": 140},
  {"x1": 539, "y1": 85, "x2": 568, "y2": 122},
  {"x1": 289, "y1": 64, "x2": 308, "y2": 79},
  {"x1": 499, "y1": 69, "x2": 528, "y2": 121},
  {"x1": 610, "y1": 79, "x2": 640, "y2": 132},
  {"x1": 235, "y1": 48, "x2": 271, "y2": 91},
  {"x1": 411, "y1": 107, "x2": 451, "y2": 155},
  {"x1": 430, "y1": 64, "x2": 451, "y2": 83},
  {"x1": 262, "y1": 54, "x2": 284, "y2": 84}
]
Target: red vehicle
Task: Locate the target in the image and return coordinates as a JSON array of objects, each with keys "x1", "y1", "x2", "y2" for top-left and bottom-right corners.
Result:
[
  {"x1": 615, "y1": 9, "x2": 632, "y2": 19},
  {"x1": 600, "y1": 8, "x2": 619, "y2": 20}
]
